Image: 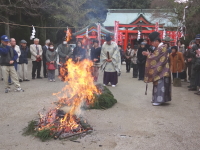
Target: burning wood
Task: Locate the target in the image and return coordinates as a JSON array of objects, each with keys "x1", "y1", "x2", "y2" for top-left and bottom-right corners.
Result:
[
  {"x1": 23, "y1": 59, "x2": 100, "y2": 141},
  {"x1": 23, "y1": 59, "x2": 117, "y2": 141}
]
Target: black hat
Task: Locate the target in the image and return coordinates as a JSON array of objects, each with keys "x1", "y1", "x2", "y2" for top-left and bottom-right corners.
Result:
[
  {"x1": 105, "y1": 34, "x2": 112, "y2": 41},
  {"x1": 149, "y1": 31, "x2": 160, "y2": 42},
  {"x1": 195, "y1": 34, "x2": 200, "y2": 40},
  {"x1": 93, "y1": 40, "x2": 99, "y2": 43},
  {"x1": 171, "y1": 46, "x2": 178, "y2": 51},
  {"x1": 128, "y1": 43, "x2": 131, "y2": 46}
]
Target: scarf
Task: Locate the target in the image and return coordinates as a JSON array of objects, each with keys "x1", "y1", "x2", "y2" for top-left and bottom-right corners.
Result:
[
  {"x1": 49, "y1": 48, "x2": 55, "y2": 52},
  {"x1": 172, "y1": 52, "x2": 177, "y2": 57}
]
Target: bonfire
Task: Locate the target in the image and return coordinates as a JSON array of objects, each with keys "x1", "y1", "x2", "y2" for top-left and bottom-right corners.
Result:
[{"x1": 23, "y1": 59, "x2": 117, "y2": 141}]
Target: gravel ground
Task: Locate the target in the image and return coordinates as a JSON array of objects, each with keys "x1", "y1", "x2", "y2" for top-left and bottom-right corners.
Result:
[{"x1": 0, "y1": 61, "x2": 200, "y2": 150}]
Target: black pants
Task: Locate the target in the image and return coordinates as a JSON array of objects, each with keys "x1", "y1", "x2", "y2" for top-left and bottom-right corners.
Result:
[
  {"x1": 196, "y1": 71, "x2": 200, "y2": 87},
  {"x1": 32, "y1": 61, "x2": 41, "y2": 78},
  {"x1": 133, "y1": 64, "x2": 138, "y2": 78},
  {"x1": 103, "y1": 71, "x2": 118, "y2": 85},
  {"x1": 126, "y1": 60, "x2": 131, "y2": 72},
  {"x1": 138, "y1": 63, "x2": 145, "y2": 80},
  {"x1": 185, "y1": 63, "x2": 192, "y2": 80},
  {"x1": 43, "y1": 59, "x2": 47, "y2": 77},
  {"x1": 190, "y1": 63, "x2": 197, "y2": 88},
  {"x1": 172, "y1": 73, "x2": 181, "y2": 80}
]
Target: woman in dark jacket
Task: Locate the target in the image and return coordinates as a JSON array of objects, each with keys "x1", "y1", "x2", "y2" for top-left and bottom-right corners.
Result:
[
  {"x1": 125, "y1": 44, "x2": 133, "y2": 73},
  {"x1": 91, "y1": 40, "x2": 101, "y2": 82},
  {"x1": 73, "y1": 41, "x2": 86, "y2": 62},
  {"x1": 137, "y1": 42, "x2": 147, "y2": 80}
]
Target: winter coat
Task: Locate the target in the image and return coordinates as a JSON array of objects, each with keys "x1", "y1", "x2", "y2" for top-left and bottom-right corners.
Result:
[
  {"x1": 30, "y1": 44, "x2": 43, "y2": 61},
  {"x1": 125, "y1": 48, "x2": 133, "y2": 61},
  {"x1": 46, "y1": 49, "x2": 57, "y2": 69},
  {"x1": 178, "y1": 46, "x2": 185, "y2": 54},
  {"x1": 170, "y1": 52, "x2": 185, "y2": 73},
  {"x1": 57, "y1": 44, "x2": 72, "y2": 63},
  {"x1": 73, "y1": 46, "x2": 86, "y2": 62},
  {"x1": 137, "y1": 47, "x2": 147, "y2": 64},
  {"x1": 190, "y1": 44, "x2": 200, "y2": 64},
  {"x1": 18, "y1": 46, "x2": 29, "y2": 64},
  {"x1": 184, "y1": 49, "x2": 192, "y2": 64},
  {"x1": 91, "y1": 47, "x2": 101, "y2": 63},
  {"x1": 42, "y1": 45, "x2": 48, "y2": 61},
  {"x1": 0, "y1": 44, "x2": 18, "y2": 66},
  {"x1": 131, "y1": 50, "x2": 138, "y2": 64}
]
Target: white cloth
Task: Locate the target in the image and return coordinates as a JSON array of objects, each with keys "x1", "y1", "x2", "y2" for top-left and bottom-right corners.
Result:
[
  {"x1": 56, "y1": 48, "x2": 60, "y2": 65},
  {"x1": 18, "y1": 63, "x2": 28, "y2": 80},
  {"x1": 158, "y1": 42, "x2": 164, "y2": 48},
  {"x1": 14, "y1": 45, "x2": 21, "y2": 62},
  {"x1": 100, "y1": 41, "x2": 121, "y2": 73}
]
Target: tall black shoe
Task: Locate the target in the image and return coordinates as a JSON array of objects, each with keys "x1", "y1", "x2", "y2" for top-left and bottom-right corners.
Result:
[
  {"x1": 188, "y1": 88, "x2": 197, "y2": 91},
  {"x1": 37, "y1": 77, "x2": 43, "y2": 79},
  {"x1": 32, "y1": 77, "x2": 35, "y2": 79}
]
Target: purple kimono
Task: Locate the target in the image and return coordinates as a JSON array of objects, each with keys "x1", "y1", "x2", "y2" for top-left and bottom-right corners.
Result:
[{"x1": 144, "y1": 43, "x2": 172, "y2": 103}]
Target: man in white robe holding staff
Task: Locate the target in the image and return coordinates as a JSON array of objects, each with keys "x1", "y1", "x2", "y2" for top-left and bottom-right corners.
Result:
[{"x1": 100, "y1": 34, "x2": 121, "y2": 87}]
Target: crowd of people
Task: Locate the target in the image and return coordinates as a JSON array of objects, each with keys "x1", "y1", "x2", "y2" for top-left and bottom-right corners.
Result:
[
  {"x1": 119, "y1": 33, "x2": 200, "y2": 100},
  {"x1": 0, "y1": 32, "x2": 200, "y2": 105},
  {"x1": 0, "y1": 34, "x2": 120, "y2": 93}
]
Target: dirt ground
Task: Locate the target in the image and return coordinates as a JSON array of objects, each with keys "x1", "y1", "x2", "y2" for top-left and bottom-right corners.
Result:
[{"x1": 0, "y1": 61, "x2": 200, "y2": 150}]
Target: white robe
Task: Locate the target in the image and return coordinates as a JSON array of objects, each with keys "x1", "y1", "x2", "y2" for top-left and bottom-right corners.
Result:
[{"x1": 100, "y1": 41, "x2": 121, "y2": 73}]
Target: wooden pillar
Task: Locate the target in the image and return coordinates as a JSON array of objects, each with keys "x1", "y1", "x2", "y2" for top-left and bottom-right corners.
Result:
[{"x1": 124, "y1": 28, "x2": 128, "y2": 51}]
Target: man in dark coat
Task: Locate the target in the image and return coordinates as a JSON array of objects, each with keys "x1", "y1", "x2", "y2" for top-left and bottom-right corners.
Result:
[
  {"x1": 137, "y1": 42, "x2": 147, "y2": 80},
  {"x1": 143, "y1": 39, "x2": 154, "y2": 53},
  {"x1": 188, "y1": 34, "x2": 200, "y2": 91},
  {"x1": 118, "y1": 45, "x2": 124, "y2": 64},
  {"x1": 42, "y1": 39, "x2": 50, "y2": 78},
  {"x1": 18, "y1": 40, "x2": 30, "y2": 82},
  {"x1": 0, "y1": 35, "x2": 24, "y2": 93}
]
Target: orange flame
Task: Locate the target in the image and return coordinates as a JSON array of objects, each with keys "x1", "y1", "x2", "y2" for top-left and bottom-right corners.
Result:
[{"x1": 38, "y1": 59, "x2": 100, "y2": 133}]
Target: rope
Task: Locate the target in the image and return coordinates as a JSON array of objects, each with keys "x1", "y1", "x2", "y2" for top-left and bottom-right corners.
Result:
[{"x1": 0, "y1": 21, "x2": 81, "y2": 29}]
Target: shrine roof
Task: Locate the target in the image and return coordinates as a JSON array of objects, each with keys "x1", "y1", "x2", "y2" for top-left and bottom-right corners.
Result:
[
  {"x1": 73, "y1": 23, "x2": 114, "y2": 36},
  {"x1": 103, "y1": 9, "x2": 177, "y2": 28}
]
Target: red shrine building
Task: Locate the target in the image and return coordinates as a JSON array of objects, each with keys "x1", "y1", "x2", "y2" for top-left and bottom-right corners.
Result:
[
  {"x1": 103, "y1": 9, "x2": 180, "y2": 50},
  {"x1": 73, "y1": 23, "x2": 114, "y2": 46}
]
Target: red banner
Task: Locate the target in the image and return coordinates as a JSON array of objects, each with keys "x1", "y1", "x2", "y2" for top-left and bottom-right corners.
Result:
[
  {"x1": 97, "y1": 23, "x2": 101, "y2": 47},
  {"x1": 155, "y1": 22, "x2": 159, "y2": 32},
  {"x1": 114, "y1": 21, "x2": 119, "y2": 43},
  {"x1": 118, "y1": 32, "x2": 123, "y2": 45}
]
